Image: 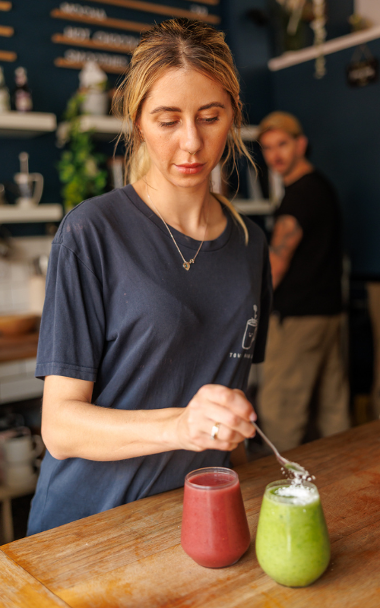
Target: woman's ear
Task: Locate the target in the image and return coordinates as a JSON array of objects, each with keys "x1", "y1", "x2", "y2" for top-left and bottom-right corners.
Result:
[{"x1": 135, "y1": 123, "x2": 144, "y2": 142}]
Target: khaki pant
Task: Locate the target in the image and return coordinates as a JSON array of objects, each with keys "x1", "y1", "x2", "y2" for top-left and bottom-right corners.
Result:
[
  {"x1": 367, "y1": 283, "x2": 380, "y2": 418},
  {"x1": 257, "y1": 314, "x2": 350, "y2": 452}
]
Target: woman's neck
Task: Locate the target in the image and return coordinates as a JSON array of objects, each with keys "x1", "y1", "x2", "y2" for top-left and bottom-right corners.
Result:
[{"x1": 133, "y1": 171, "x2": 226, "y2": 241}]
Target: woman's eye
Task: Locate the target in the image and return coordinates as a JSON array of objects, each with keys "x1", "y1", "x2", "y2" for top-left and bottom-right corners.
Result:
[
  {"x1": 201, "y1": 116, "x2": 219, "y2": 123},
  {"x1": 158, "y1": 117, "x2": 219, "y2": 127}
]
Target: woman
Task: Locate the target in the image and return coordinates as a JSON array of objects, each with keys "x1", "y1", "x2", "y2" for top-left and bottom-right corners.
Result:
[{"x1": 27, "y1": 18, "x2": 272, "y2": 535}]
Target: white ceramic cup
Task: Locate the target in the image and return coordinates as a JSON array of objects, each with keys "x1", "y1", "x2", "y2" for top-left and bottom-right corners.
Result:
[{"x1": 3, "y1": 434, "x2": 43, "y2": 465}]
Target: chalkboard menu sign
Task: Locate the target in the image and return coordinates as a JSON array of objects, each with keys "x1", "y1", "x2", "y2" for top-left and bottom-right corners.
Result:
[{"x1": 51, "y1": 0, "x2": 221, "y2": 73}]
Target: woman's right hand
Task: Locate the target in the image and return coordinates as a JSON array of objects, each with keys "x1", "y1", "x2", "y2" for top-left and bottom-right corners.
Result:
[{"x1": 175, "y1": 385, "x2": 256, "y2": 453}]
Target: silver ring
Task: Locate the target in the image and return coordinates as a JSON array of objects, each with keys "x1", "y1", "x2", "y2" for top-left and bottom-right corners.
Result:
[{"x1": 211, "y1": 423, "x2": 220, "y2": 440}]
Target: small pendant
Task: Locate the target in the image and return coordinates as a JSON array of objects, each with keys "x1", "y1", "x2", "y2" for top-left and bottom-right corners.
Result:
[
  {"x1": 189, "y1": 259, "x2": 195, "y2": 264},
  {"x1": 183, "y1": 261, "x2": 191, "y2": 271}
]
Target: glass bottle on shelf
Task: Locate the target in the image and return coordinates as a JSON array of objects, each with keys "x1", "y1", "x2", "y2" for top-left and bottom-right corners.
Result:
[
  {"x1": 0, "y1": 67, "x2": 11, "y2": 113},
  {"x1": 13, "y1": 67, "x2": 33, "y2": 112}
]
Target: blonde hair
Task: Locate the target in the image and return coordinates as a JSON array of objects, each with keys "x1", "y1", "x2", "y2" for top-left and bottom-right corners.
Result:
[{"x1": 113, "y1": 18, "x2": 255, "y2": 243}]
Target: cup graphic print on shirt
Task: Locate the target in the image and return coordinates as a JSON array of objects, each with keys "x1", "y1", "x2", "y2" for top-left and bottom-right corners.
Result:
[{"x1": 242, "y1": 305, "x2": 258, "y2": 350}]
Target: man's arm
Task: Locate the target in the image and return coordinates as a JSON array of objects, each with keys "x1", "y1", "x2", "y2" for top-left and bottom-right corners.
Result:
[{"x1": 269, "y1": 214, "x2": 303, "y2": 289}]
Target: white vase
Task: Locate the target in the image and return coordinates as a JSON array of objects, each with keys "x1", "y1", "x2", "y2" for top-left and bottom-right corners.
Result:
[{"x1": 81, "y1": 90, "x2": 109, "y2": 116}]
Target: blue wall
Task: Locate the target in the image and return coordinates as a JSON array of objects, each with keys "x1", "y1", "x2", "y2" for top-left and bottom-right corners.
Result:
[{"x1": 222, "y1": 0, "x2": 274, "y2": 123}]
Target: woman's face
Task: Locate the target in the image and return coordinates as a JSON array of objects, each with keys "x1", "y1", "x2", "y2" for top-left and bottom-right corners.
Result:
[{"x1": 137, "y1": 68, "x2": 234, "y2": 189}]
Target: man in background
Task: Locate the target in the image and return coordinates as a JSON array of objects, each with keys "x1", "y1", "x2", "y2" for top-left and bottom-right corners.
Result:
[{"x1": 256, "y1": 111, "x2": 350, "y2": 452}]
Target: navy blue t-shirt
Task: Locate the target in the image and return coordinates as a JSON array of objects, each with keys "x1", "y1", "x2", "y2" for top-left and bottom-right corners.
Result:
[{"x1": 28, "y1": 185, "x2": 271, "y2": 535}]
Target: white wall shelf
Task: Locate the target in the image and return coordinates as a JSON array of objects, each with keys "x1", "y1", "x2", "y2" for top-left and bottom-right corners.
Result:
[
  {"x1": 268, "y1": 25, "x2": 380, "y2": 71},
  {"x1": 0, "y1": 204, "x2": 62, "y2": 223},
  {"x1": 57, "y1": 115, "x2": 259, "y2": 143},
  {"x1": 0, "y1": 112, "x2": 57, "y2": 138}
]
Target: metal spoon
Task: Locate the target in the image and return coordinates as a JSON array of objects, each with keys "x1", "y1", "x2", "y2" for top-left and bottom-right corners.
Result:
[{"x1": 251, "y1": 421, "x2": 310, "y2": 479}]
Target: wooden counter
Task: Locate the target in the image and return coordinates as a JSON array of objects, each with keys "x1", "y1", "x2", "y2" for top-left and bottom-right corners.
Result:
[{"x1": 1, "y1": 421, "x2": 380, "y2": 607}]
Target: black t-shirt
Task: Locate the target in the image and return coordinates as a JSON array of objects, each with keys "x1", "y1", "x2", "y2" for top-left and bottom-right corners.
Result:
[
  {"x1": 273, "y1": 171, "x2": 343, "y2": 318},
  {"x1": 27, "y1": 185, "x2": 272, "y2": 535}
]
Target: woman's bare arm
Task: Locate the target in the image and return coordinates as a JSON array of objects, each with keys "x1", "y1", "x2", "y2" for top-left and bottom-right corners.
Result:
[{"x1": 41, "y1": 376, "x2": 256, "y2": 461}]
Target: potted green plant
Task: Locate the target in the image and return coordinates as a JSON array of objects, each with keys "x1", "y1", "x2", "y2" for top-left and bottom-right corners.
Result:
[{"x1": 57, "y1": 91, "x2": 108, "y2": 212}]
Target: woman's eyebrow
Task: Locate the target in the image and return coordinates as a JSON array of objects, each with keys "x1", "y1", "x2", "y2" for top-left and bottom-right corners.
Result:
[
  {"x1": 198, "y1": 102, "x2": 225, "y2": 111},
  {"x1": 150, "y1": 106, "x2": 180, "y2": 114},
  {"x1": 150, "y1": 102, "x2": 225, "y2": 115}
]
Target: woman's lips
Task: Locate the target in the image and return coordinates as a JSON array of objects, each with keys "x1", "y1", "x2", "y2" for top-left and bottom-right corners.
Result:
[{"x1": 175, "y1": 163, "x2": 205, "y2": 174}]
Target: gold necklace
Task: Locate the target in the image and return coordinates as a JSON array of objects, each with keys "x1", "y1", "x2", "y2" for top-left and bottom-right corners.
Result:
[{"x1": 146, "y1": 187, "x2": 209, "y2": 271}]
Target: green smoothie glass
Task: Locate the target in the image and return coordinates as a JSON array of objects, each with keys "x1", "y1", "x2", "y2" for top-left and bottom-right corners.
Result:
[{"x1": 255, "y1": 480, "x2": 330, "y2": 587}]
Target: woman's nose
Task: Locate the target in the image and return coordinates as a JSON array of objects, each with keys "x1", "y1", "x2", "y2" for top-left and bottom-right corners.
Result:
[{"x1": 180, "y1": 121, "x2": 203, "y2": 156}]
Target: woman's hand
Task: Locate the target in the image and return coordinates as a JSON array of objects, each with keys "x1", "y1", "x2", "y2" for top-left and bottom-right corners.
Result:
[{"x1": 175, "y1": 385, "x2": 256, "y2": 453}]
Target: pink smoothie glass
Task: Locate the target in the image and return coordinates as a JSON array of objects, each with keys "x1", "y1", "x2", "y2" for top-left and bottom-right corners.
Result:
[{"x1": 181, "y1": 467, "x2": 251, "y2": 568}]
